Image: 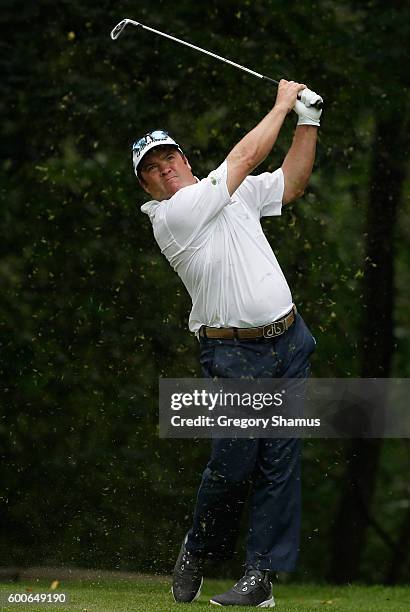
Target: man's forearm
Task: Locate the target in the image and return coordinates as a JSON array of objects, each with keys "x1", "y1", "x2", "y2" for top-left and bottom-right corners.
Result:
[
  {"x1": 227, "y1": 105, "x2": 288, "y2": 173},
  {"x1": 225, "y1": 81, "x2": 307, "y2": 196},
  {"x1": 281, "y1": 126, "x2": 317, "y2": 203}
]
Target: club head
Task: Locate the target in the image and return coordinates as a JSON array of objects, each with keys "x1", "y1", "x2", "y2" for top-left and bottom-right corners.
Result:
[{"x1": 110, "y1": 19, "x2": 130, "y2": 40}]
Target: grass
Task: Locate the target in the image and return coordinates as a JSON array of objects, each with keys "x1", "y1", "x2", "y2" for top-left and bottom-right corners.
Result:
[{"x1": 0, "y1": 576, "x2": 410, "y2": 611}]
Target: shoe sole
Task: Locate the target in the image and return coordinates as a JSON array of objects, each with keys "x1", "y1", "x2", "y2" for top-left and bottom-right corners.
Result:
[
  {"x1": 209, "y1": 595, "x2": 275, "y2": 607},
  {"x1": 171, "y1": 576, "x2": 203, "y2": 603}
]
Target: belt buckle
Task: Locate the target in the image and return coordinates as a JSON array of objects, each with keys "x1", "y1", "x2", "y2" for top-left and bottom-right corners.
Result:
[{"x1": 263, "y1": 320, "x2": 285, "y2": 338}]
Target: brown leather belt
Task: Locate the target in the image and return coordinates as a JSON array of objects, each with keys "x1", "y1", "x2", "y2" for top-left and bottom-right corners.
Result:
[{"x1": 199, "y1": 305, "x2": 297, "y2": 340}]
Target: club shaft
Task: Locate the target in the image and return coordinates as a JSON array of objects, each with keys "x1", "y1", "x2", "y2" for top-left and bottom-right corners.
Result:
[{"x1": 113, "y1": 19, "x2": 279, "y2": 86}]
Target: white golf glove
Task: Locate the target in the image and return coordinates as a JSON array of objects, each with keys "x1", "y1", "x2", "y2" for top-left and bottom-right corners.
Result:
[{"x1": 293, "y1": 88, "x2": 323, "y2": 126}]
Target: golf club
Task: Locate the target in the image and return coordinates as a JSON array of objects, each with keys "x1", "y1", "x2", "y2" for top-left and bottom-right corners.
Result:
[{"x1": 110, "y1": 18, "x2": 323, "y2": 109}]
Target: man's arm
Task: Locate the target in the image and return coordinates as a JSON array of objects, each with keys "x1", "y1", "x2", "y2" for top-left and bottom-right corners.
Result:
[
  {"x1": 281, "y1": 126, "x2": 318, "y2": 205},
  {"x1": 225, "y1": 80, "x2": 305, "y2": 197}
]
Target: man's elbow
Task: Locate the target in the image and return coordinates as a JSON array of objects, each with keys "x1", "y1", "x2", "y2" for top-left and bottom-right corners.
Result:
[
  {"x1": 282, "y1": 166, "x2": 312, "y2": 204},
  {"x1": 293, "y1": 185, "x2": 306, "y2": 200},
  {"x1": 283, "y1": 183, "x2": 306, "y2": 205},
  {"x1": 228, "y1": 146, "x2": 260, "y2": 174}
]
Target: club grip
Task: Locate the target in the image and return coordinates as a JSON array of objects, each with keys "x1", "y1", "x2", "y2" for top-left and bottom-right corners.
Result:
[
  {"x1": 263, "y1": 77, "x2": 323, "y2": 109},
  {"x1": 297, "y1": 93, "x2": 323, "y2": 110}
]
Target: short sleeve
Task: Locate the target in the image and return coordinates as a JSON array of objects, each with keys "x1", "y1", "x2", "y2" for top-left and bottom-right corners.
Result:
[
  {"x1": 234, "y1": 168, "x2": 284, "y2": 218},
  {"x1": 164, "y1": 160, "x2": 231, "y2": 247}
]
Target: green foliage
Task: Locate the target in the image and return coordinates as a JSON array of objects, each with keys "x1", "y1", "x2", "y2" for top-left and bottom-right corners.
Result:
[{"x1": 0, "y1": 0, "x2": 409, "y2": 582}]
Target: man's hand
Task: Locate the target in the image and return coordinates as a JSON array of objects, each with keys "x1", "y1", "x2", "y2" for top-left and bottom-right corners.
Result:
[
  {"x1": 274, "y1": 79, "x2": 307, "y2": 114},
  {"x1": 293, "y1": 88, "x2": 323, "y2": 126}
]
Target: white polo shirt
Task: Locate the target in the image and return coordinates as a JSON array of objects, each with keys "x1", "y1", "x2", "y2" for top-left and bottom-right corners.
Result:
[{"x1": 141, "y1": 161, "x2": 293, "y2": 333}]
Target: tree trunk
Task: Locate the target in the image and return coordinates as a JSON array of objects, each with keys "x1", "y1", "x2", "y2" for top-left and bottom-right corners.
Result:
[
  {"x1": 385, "y1": 503, "x2": 410, "y2": 584},
  {"x1": 327, "y1": 112, "x2": 407, "y2": 583}
]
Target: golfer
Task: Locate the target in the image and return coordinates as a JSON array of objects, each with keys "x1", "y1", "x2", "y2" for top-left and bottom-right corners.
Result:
[{"x1": 135, "y1": 80, "x2": 322, "y2": 607}]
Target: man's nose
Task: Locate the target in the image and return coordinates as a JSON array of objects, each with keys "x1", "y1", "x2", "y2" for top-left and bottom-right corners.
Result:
[{"x1": 160, "y1": 164, "x2": 172, "y2": 176}]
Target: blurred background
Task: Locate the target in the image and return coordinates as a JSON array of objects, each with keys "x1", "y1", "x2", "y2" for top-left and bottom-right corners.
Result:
[{"x1": 1, "y1": 0, "x2": 409, "y2": 584}]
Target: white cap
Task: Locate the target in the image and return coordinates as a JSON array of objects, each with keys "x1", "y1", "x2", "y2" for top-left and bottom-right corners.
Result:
[{"x1": 132, "y1": 131, "x2": 183, "y2": 176}]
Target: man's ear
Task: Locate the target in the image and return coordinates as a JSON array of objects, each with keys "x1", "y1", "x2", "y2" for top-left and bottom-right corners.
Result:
[
  {"x1": 182, "y1": 155, "x2": 192, "y2": 172},
  {"x1": 138, "y1": 175, "x2": 151, "y2": 195}
]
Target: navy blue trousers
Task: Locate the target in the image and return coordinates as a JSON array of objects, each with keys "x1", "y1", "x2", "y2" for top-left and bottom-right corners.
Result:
[{"x1": 186, "y1": 313, "x2": 316, "y2": 572}]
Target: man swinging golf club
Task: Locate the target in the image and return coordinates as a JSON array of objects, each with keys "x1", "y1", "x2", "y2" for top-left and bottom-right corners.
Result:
[{"x1": 134, "y1": 79, "x2": 322, "y2": 607}]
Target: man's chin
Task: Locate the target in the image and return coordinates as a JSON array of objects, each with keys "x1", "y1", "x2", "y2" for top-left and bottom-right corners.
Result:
[{"x1": 166, "y1": 181, "x2": 182, "y2": 197}]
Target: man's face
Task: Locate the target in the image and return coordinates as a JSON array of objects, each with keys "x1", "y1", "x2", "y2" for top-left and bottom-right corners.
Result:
[{"x1": 139, "y1": 146, "x2": 195, "y2": 201}]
